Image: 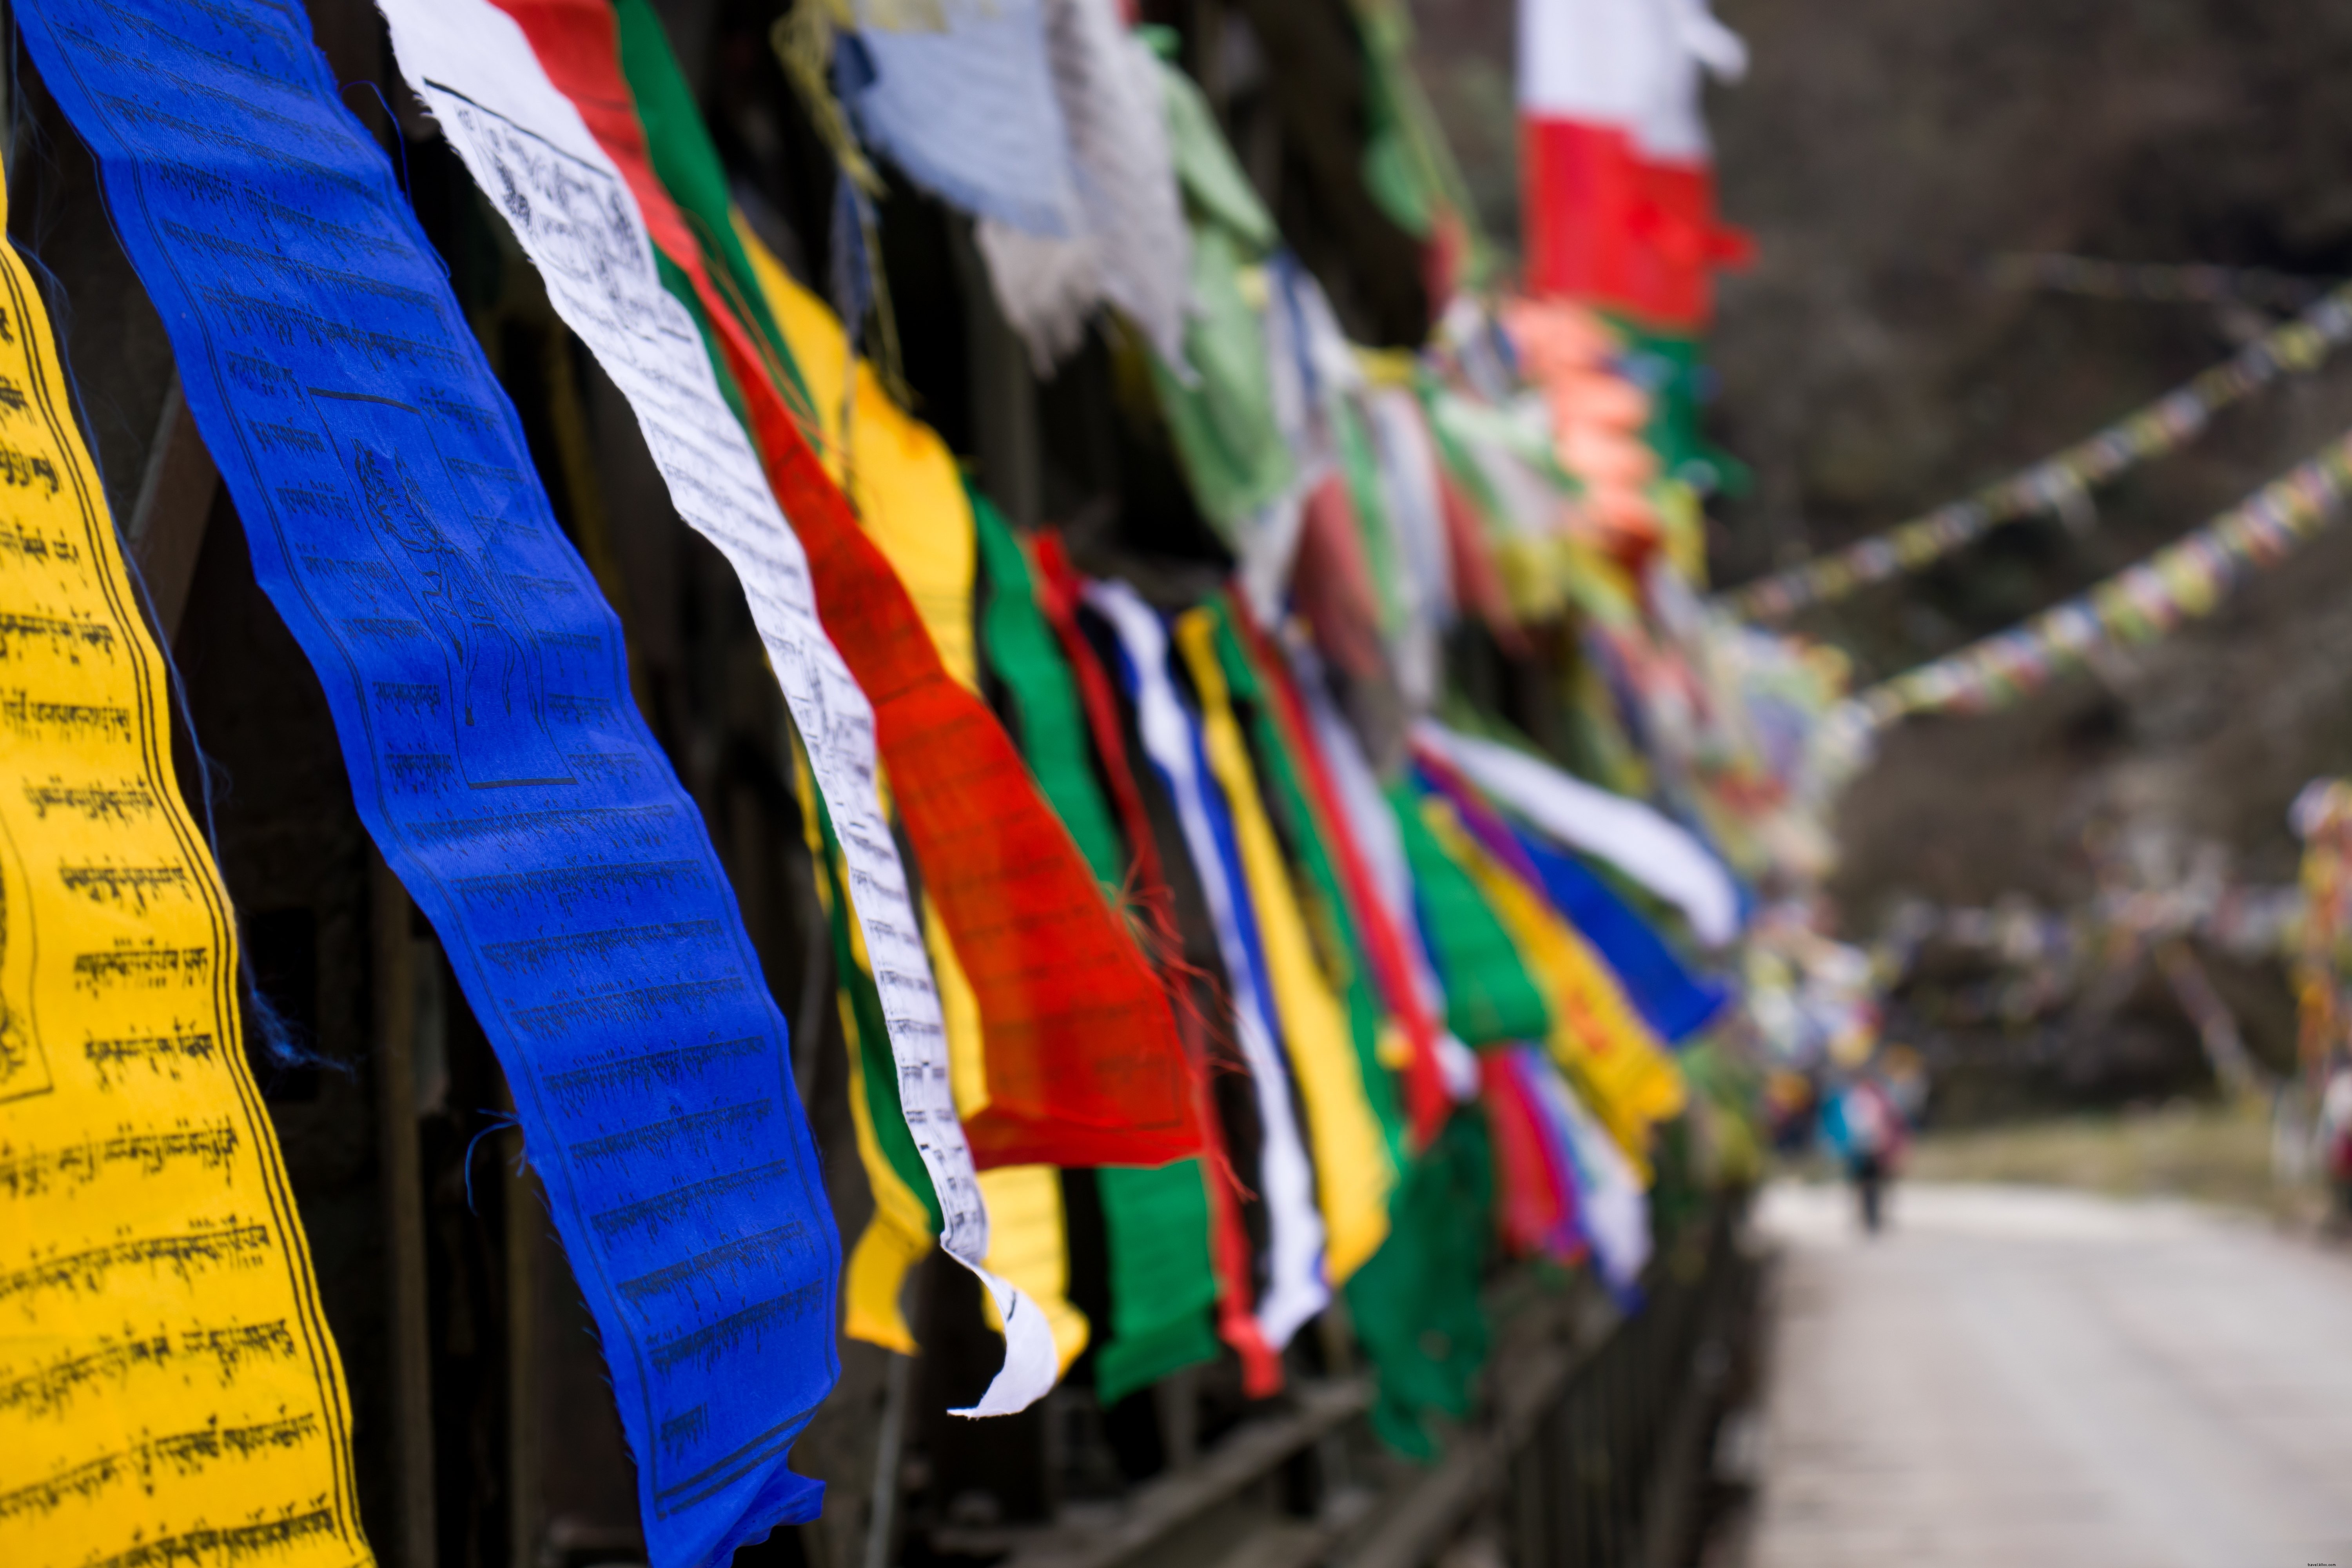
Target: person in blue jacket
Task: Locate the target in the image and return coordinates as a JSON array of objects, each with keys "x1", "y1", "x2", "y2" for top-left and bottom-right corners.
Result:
[{"x1": 1820, "y1": 1071, "x2": 1907, "y2": 1233}]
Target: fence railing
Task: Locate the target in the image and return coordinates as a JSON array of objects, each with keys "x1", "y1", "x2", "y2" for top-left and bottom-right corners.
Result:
[{"x1": 909, "y1": 1196, "x2": 1761, "y2": 1568}]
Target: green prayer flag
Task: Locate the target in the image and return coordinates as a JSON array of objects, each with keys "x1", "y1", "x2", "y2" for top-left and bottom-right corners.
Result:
[
  {"x1": 1092, "y1": 1165, "x2": 1219, "y2": 1405},
  {"x1": 1154, "y1": 44, "x2": 1277, "y2": 250},
  {"x1": 1209, "y1": 603, "x2": 1406, "y2": 1168},
  {"x1": 1142, "y1": 54, "x2": 1294, "y2": 539},
  {"x1": 1347, "y1": 0, "x2": 1495, "y2": 285},
  {"x1": 969, "y1": 485, "x2": 1129, "y2": 887},
  {"x1": 1612, "y1": 321, "x2": 1751, "y2": 499},
  {"x1": 1344, "y1": 1107, "x2": 1493, "y2": 1458},
  {"x1": 612, "y1": 0, "x2": 815, "y2": 415},
  {"x1": 1389, "y1": 779, "x2": 1552, "y2": 1045}
]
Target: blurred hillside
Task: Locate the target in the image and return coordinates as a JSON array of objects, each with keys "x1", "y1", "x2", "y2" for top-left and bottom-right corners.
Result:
[{"x1": 1411, "y1": 0, "x2": 2352, "y2": 1107}]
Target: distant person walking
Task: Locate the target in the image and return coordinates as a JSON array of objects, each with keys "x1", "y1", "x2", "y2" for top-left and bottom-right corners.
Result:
[
  {"x1": 2320, "y1": 1057, "x2": 2352, "y2": 1228},
  {"x1": 1821, "y1": 1074, "x2": 1906, "y2": 1233}
]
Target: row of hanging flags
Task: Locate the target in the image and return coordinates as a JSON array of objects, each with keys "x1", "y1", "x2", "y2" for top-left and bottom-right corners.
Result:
[
  {"x1": 1723, "y1": 283, "x2": 2352, "y2": 622},
  {"x1": 1706, "y1": 274, "x2": 2352, "y2": 742},
  {"x1": 0, "y1": 2, "x2": 1822, "y2": 1566},
  {"x1": 2292, "y1": 780, "x2": 2352, "y2": 1069},
  {"x1": 1850, "y1": 433, "x2": 2352, "y2": 725}
]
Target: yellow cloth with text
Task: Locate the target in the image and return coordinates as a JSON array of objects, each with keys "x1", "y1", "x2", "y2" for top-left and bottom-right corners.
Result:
[
  {"x1": 740, "y1": 215, "x2": 978, "y2": 682},
  {"x1": 743, "y1": 218, "x2": 1085, "y2": 1371},
  {"x1": 1424, "y1": 804, "x2": 1687, "y2": 1178},
  {"x1": 1176, "y1": 611, "x2": 1394, "y2": 1282},
  {"x1": 0, "y1": 167, "x2": 372, "y2": 1568}
]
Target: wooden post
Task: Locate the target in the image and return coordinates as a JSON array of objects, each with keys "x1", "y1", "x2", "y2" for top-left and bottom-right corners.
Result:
[
  {"x1": 125, "y1": 376, "x2": 218, "y2": 643},
  {"x1": 507, "y1": 1082, "x2": 544, "y2": 1568},
  {"x1": 371, "y1": 852, "x2": 438, "y2": 1568},
  {"x1": 950, "y1": 221, "x2": 1041, "y2": 529}
]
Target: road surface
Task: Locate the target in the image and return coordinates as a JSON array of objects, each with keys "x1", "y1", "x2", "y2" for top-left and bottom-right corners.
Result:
[{"x1": 1741, "y1": 1182, "x2": 2352, "y2": 1568}]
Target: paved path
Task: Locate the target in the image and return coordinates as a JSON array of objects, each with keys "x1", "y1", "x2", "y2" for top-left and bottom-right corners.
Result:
[{"x1": 1744, "y1": 1182, "x2": 2352, "y2": 1568}]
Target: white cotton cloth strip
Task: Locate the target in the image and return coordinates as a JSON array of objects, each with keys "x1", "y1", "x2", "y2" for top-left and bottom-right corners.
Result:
[
  {"x1": 976, "y1": 0, "x2": 1192, "y2": 371},
  {"x1": 1516, "y1": 0, "x2": 1745, "y2": 162},
  {"x1": 1414, "y1": 719, "x2": 1741, "y2": 947},
  {"x1": 1086, "y1": 580, "x2": 1330, "y2": 1348}
]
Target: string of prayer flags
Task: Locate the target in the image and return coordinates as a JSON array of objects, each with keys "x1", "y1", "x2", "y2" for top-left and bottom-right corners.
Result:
[
  {"x1": 0, "y1": 0, "x2": 1815, "y2": 1499},
  {"x1": 17, "y1": 2, "x2": 848, "y2": 1561},
  {"x1": 373, "y1": 0, "x2": 1062, "y2": 1427},
  {"x1": 1089, "y1": 581, "x2": 1331, "y2": 1354},
  {"x1": 0, "y1": 160, "x2": 371, "y2": 1568},
  {"x1": 968, "y1": 499, "x2": 1221, "y2": 1405},
  {"x1": 1722, "y1": 283, "x2": 2352, "y2": 622},
  {"x1": 1024, "y1": 535, "x2": 1277, "y2": 1395},
  {"x1": 1227, "y1": 603, "x2": 1454, "y2": 1147},
  {"x1": 1989, "y1": 253, "x2": 2333, "y2": 312},
  {"x1": 1857, "y1": 429, "x2": 2352, "y2": 726},
  {"x1": 527, "y1": 0, "x2": 1203, "y2": 1177},
  {"x1": 1174, "y1": 610, "x2": 1396, "y2": 1286}
]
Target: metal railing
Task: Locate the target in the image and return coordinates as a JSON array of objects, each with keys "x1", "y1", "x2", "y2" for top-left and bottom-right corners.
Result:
[{"x1": 910, "y1": 1195, "x2": 1761, "y2": 1568}]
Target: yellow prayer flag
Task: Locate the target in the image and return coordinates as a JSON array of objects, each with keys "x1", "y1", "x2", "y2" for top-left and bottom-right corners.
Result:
[
  {"x1": 0, "y1": 169, "x2": 371, "y2": 1567},
  {"x1": 735, "y1": 214, "x2": 979, "y2": 686},
  {"x1": 1175, "y1": 612, "x2": 1394, "y2": 1283}
]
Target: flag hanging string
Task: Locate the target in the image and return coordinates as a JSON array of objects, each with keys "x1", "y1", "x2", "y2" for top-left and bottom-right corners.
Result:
[{"x1": 1987, "y1": 253, "x2": 2337, "y2": 312}]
